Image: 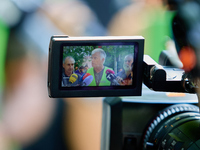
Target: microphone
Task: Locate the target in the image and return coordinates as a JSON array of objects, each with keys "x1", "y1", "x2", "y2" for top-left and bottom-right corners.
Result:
[
  {"x1": 106, "y1": 73, "x2": 116, "y2": 81},
  {"x1": 79, "y1": 73, "x2": 86, "y2": 82},
  {"x1": 106, "y1": 69, "x2": 115, "y2": 75},
  {"x1": 82, "y1": 75, "x2": 93, "y2": 86},
  {"x1": 69, "y1": 73, "x2": 78, "y2": 83},
  {"x1": 83, "y1": 73, "x2": 91, "y2": 80},
  {"x1": 105, "y1": 69, "x2": 120, "y2": 85},
  {"x1": 79, "y1": 73, "x2": 91, "y2": 82}
]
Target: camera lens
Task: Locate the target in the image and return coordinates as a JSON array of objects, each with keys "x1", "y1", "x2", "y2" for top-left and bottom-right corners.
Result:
[{"x1": 143, "y1": 104, "x2": 200, "y2": 150}]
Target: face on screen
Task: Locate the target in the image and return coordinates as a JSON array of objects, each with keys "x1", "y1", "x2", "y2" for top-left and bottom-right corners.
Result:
[{"x1": 61, "y1": 44, "x2": 136, "y2": 87}]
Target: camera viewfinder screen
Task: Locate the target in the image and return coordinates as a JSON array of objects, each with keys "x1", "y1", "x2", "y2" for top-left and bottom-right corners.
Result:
[{"x1": 61, "y1": 42, "x2": 138, "y2": 90}]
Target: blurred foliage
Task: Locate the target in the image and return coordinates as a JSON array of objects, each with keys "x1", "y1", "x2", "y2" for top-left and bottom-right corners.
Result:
[
  {"x1": 0, "y1": 20, "x2": 9, "y2": 88},
  {"x1": 101, "y1": 45, "x2": 134, "y2": 70},
  {"x1": 63, "y1": 45, "x2": 95, "y2": 68}
]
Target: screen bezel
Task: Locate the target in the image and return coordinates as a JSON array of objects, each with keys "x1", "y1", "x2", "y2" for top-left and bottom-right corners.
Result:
[{"x1": 48, "y1": 36, "x2": 144, "y2": 98}]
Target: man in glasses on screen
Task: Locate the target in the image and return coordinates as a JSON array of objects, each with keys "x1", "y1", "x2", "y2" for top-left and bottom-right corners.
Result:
[
  {"x1": 62, "y1": 56, "x2": 81, "y2": 87},
  {"x1": 86, "y1": 48, "x2": 114, "y2": 86},
  {"x1": 116, "y1": 54, "x2": 134, "y2": 85}
]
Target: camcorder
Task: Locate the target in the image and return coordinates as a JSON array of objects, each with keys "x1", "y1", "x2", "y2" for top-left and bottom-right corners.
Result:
[
  {"x1": 47, "y1": 1, "x2": 200, "y2": 150},
  {"x1": 48, "y1": 35, "x2": 197, "y2": 97},
  {"x1": 48, "y1": 35, "x2": 200, "y2": 150}
]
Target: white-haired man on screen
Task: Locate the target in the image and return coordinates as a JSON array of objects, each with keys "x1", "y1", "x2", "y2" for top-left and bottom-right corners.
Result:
[
  {"x1": 86, "y1": 48, "x2": 113, "y2": 86},
  {"x1": 116, "y1": 53, "x2": 134, "y2": 85}
]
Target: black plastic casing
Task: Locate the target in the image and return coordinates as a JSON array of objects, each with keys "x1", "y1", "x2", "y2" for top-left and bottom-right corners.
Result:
[{"x1": 48, "y1": 35, "x2": 144, "y2": 98}]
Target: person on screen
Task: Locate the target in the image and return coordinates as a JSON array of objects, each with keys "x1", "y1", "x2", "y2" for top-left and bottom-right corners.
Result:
[
  {"x1": 75, "y1": 66, "x2": 85, "y2": 76},
  {"x1": 116, "y1": 54, "x2": 134, "y2": 85},
  {"x1": 62, "y1": 56, "x2": 81, "y2": 87},
  {"x1": 84, "y1": 64, "x2": 89, "y2": 72},
  {"x1": 86, "y1": 48, "x2": 113, "y2": 86}
]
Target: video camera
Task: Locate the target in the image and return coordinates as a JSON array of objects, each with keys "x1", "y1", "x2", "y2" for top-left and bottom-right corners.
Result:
[
  {"x1": 48, "y1": 35, "x2": 197, "y2": 98},
  {"x1": 48, "y1": 34, "x2": 200, "y2": 98},
  {"x1": 47, "y1": 35, "x2": 200, "y2": 150},
  {"x1": 47, "y1": 1, "x2": 200, "y2": 149}
]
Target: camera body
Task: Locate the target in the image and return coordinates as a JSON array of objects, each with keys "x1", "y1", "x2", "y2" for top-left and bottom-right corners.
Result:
[
  {"x1": 121, "y1": 89, "x2": 199, "y2": 150},
  {"x1": 48, "y1": 35, "x2": 196, "y2": 98},
  {"x1": 48, "y1": 35, "x2": 200, "y2": 150},
  {"x1": 101, "y1": 85, "x2": 199, "y2": 150}
]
